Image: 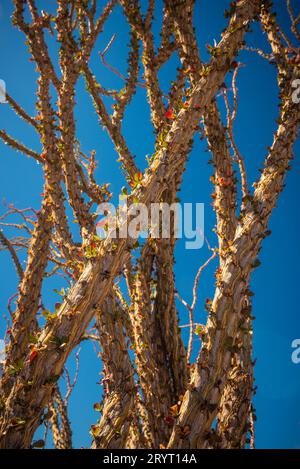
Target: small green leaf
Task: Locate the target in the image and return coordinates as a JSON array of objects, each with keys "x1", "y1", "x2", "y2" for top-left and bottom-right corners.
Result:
[
  {"x1": 7, "y1": 359, "x2": 24, "y2": 376},
  {"x1": 90, "y1": 424, "x2": 101, "y2": 437},
  {"x1": 194, "y1": 324, "x2": 205, "y2": 336},
  {"x1": 93, "y1": 403, "x2": 103, "y2": 412},
  {"x1": 41, "y1": 310, "x2": 57, "y2": 321},
  {"x1": 53, "y1": 288, "x2": 65, "y2": 297},
  {"x1": 11, "y1": 417, "x2": 26, "y2": 427}
]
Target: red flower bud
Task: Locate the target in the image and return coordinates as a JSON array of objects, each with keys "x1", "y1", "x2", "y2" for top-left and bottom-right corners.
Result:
[
  {"x1": 165, "y1": 109, "x2": 175, "y2": 119},
  {"x1": 29, "y1": 349, "x2": 38, "y2": 363},
  {"x1": 164, "y1": 415, "x2": 175, "y2": 426}
]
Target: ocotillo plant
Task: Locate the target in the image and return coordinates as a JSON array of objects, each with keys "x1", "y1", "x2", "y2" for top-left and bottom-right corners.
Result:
[{"x1": 0, "y1": 0, "x2": 299, "y2": 449}]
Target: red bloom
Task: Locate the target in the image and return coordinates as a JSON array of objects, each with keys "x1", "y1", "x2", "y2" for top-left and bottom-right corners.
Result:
[
  {"x1": 164, "y1": 415, "x2": 175, "y2": 426},
  {"x1": 165, "y1": 109, "x2": 175, "y2": 119},
  {"x1": 29, "y1": 348, "x2": 38, "y2": 363}
]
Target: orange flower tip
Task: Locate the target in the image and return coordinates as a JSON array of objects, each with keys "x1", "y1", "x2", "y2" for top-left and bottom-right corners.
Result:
[
  {"x1": 29, "y1": 349, "x2": 38, "y2": 363},
  {"x1": 165, "y1": 109, "x2": 175, "y2": 119},
  {"x1": 93, "y1": 403, "x2": 102, "y2": 411},
  {"x1": 184, "y1": 66, "x2": 196, "y2": 74}
]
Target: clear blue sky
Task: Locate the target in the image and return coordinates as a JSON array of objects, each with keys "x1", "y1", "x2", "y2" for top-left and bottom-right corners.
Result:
[{"x1": 0, "y1": 0, "x2": 299, "y2": 449}]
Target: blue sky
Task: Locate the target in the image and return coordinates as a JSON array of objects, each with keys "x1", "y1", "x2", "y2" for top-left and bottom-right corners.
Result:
[{"x1": 0, "y1": 0, "x2": 299, "y2": 449}]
